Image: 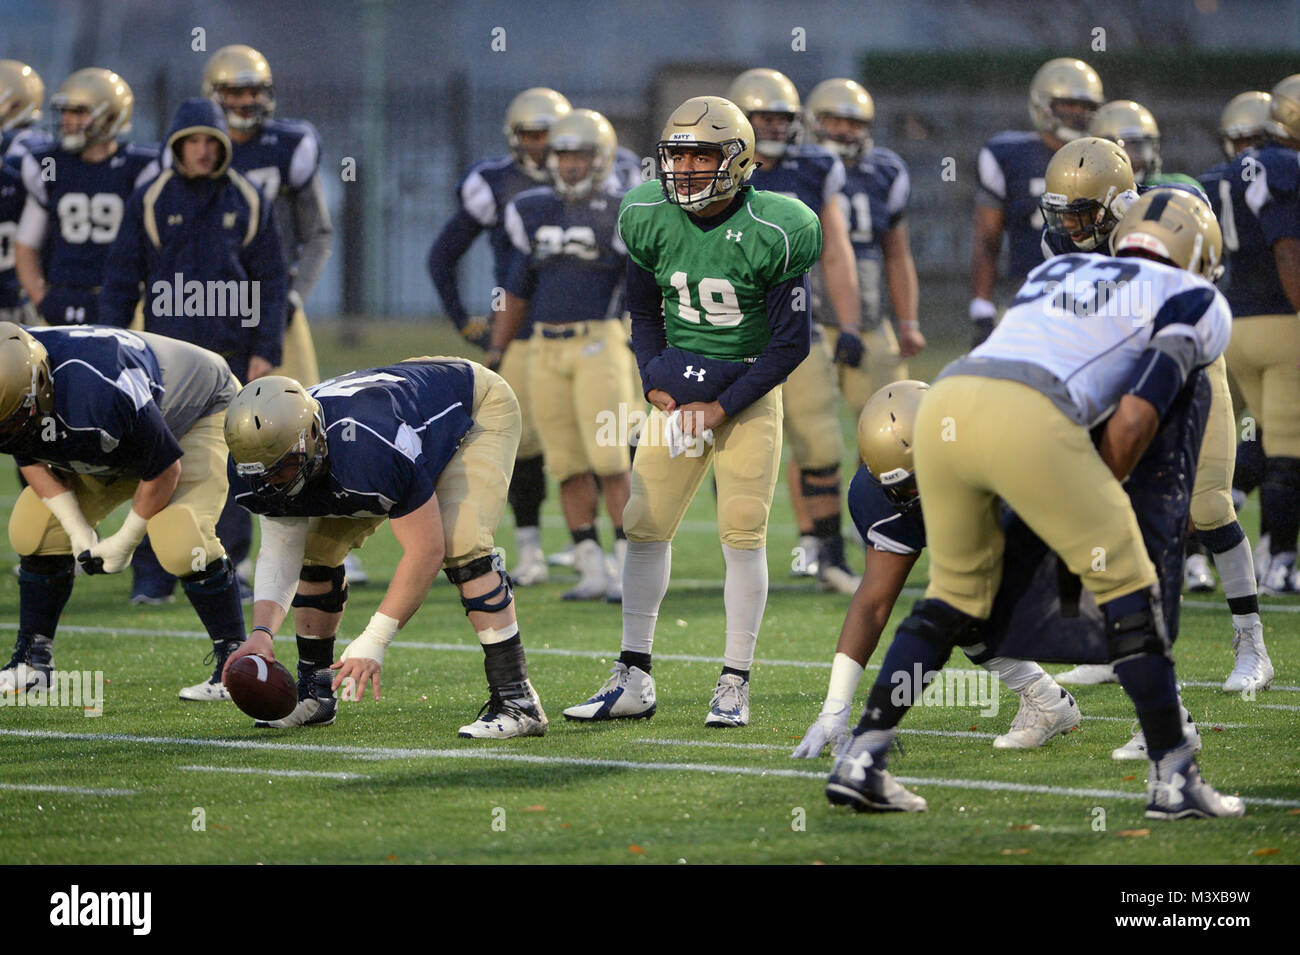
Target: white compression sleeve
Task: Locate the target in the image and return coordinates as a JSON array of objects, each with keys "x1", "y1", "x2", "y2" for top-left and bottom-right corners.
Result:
[{"x1": 253, "y1": 516, "x2": 309, "y2": 612}]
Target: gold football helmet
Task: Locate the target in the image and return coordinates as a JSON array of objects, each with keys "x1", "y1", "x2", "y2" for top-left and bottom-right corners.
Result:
[
  {"x1": 657, "y1": 95, "x2": 756, "y2": 212},
  {"x1": 1028, "y1": 58, "x2": 1103, "y2": 143},
  {"x1": 1112, "y1": 189, "x2": 1224, "y2": 283},
  {"x1": 51, "y1": 68, "x2": 133, "y2": 153},
  {"x1": 857, "y1": 380, "x2": 929, "y2": 510},
  {"x1": 0, "y1": 60, "x2": 44, "y2": 132},
  {"x1": 0, "y1": 322, "x2": 54, "y2": 443},
  {"x1": 1040, "y1": 136, "x2": 1136, "y2": 251},
  {"x1": 1218, "y1": 91, "x2": 1272, "y2": 158},
  {"x1": 504, "y1": 87, "x2": 572, "y2": 182},
  {"x1": 202, "y1": 44, "x2": 275, "y2": 132},
  {"x1": 547, "y1": 108, "x2": 616, "y2": 200},
  {"x1": 1090, "y1": 100, "x2": 1161, "y2": 182},
  {"x1": 225, "y1": 376, "x2": 328, "y2": 504},
  {"x1": 1269, "y1": 73, "x2": 1300, "y2": 145},
  {"x1": 726, "y1": 68, "x2": 801, "y2": 157},
  {"x1": 806, "y1": 78, "x2": 875, "y2": 161}
]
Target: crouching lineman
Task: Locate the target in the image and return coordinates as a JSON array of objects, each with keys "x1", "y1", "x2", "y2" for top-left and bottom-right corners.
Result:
[
  {"x1": 792, "y1": 381, "x2": 1079, "y2": 757},
  {"x1": 221, "y1": 358, "x2": 547, "y2": 738},
  {"x1": 827, "y1": 191, "x2": 1245, "y2": 819},
  {"x1": 0, "y1": 323, "x2": 247, "y2": 697}
]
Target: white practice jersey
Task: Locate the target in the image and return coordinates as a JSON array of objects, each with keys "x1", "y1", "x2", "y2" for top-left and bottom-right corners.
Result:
[{"x1": 961, "y1": 253, "x2": 1231, "y2": 427}]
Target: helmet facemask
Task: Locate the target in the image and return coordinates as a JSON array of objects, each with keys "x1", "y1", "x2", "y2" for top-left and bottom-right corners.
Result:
[
  {"x1": 214, "y1": 83, "x2": 274, "y2": 132},
  {"x1": 658, "y1": 140, "x2": 746, "y2": 212},
  {"x1": 1041, "y1": 192, "x2": 1117, "y2": 251}
]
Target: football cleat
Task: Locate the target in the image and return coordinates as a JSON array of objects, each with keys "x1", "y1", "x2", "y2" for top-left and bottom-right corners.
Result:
[
  {"x1": 1260, "y1": 552, "x2": 1298, "y2": 595},
  {"x1": 458, "y1": 680, "x2": 548, "y2": 738},
  {"x1": 1055, "y1": 663, "x2": 1118, "y2": 685},
  {"x1": 255, "y1": 662, "x2": 337, "y2": 728},
  {"x1": 129, "y1": 591, "x2": 175, "y2": 606},
  {"x1": 605, "y1": 538, "x2": 627, "y2": 604},
  {"x1": 562, "y1": 539, "x2": 608, "y2": 600},
  {"x1": 178, "y1": 638, "x2": 242, "y2": 701},
  {"x1": 1144, "y1": 740, "x2": 1245, "y2": 820},
  {"x1": 1112, "y1": 708, "x2": 1201, "y2": 760},
  {"x1": 0, "y1": 633, "x2": 52, "y2": 694},
  {"x1": 1223, "y1": 621, "x2": 1274, "y2": 693},
  {"x1": 791, "y1": 534, "x2": 819, "y2": 578},
  {"x1": 512, "y1": 544, "x2": 549, "y2": 587},
  {"x1": 826, "y1": 731, "x2": 927, "y2": 812},
  {"x1": 817, "y1": 560, "x2": 861, "y2": 595},
  {"x1": 993, "y1": 675, "x2": 1080, "y2": 749},
  {"x1": 1183, "y1": 553, "x2": 1216, "y2": 593},
  {"x1": 547, "y1": 545, "x2": 576, "y2": 568},
  {"x1": 705, "y1": 673, "x2": 750, "y2": 728},
  {"x1": 563, "y1": 662, "x2": 656, "y2": 721}
]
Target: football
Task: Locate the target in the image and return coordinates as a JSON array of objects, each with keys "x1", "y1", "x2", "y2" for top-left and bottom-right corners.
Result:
[{"x1": 223, "y1": 653, "x2": 298, "y2": 721}]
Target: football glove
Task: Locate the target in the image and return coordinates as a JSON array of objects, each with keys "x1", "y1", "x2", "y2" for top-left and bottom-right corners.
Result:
[
  {"x1": 833, "y1": 330, "x2": 865, "y2": 368},
  {"x1": 791, "y1": 702, "x2": 851, "y2": 758},
  {"x1": 455, "y1": 314, "x2": 492, "y2": 350},
  {"x1": 78, "y1": 510, "x2": 148, "y2": 575}
]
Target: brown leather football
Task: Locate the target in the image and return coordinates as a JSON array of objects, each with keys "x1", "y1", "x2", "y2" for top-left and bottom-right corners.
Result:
[{"x1": 224, "y1": 653, "x2": 298, "y2": 721}]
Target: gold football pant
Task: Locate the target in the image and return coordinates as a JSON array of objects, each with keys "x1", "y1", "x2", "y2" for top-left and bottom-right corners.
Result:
[
  {"x1": 271, "y1": 305, "x2": 321, "y2": 387},
  {"x1": 623, "y1": 388, "x2": 783, "y2": 550},
  {"x1": 1225, "y1": 314, "x2": 1300, "y2": 458},
  {"x1": 824, "y1": 324, "x2": 910, "y2": 423},
  {"x1": 497, "y1": 335, "x2": 542, "y2": 460},
  {"x1": 1191, "y1": 355, "x2": 1238, "y2": 532},
  {"x1": 782, "y1": 329, "x2": 843, "y2": 471},
  {"x1": 913, "y1": 376, "x2": 1157, "y2": 619}
]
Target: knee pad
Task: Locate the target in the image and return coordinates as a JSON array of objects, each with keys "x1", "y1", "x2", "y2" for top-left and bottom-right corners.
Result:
[
  {"x1": 1104, "y1": 586, "x2": 1170, "y2": 663},
  {"x1": 446, "y1": 552, "x2": 514, "y2": 615},
  {"x1": 898, "y1": 598, "x2": 983, "y2": 657},
  {"x1": 181, "y1": 555, "x2": 234, "y2": 594},
  {"x1": 146, "y1": 505, "x2": 219, "y2": 577},
  {"x1": 293, "y1": 564, "x2": 349, "y2": 613},
  {"x1": 799, "y1": 465, "x2": 840, "y2": 498},
  {"x1": 18, "y1": 553, "x2": 75, "y2": 583},
  {"x1": 720, "y1": 494, "x2": 769, "y2": 546}
]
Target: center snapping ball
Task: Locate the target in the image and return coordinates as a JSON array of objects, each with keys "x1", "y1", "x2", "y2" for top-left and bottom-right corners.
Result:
[{"x1": 224, "y1": 653, "x2": 298, "y2": 721}]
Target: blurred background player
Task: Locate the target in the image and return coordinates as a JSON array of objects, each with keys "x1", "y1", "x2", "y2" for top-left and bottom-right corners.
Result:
[
  {"x1": 0, "y1": 323, "x2": 247, "y2": 699},
  {"x1": 727, "y1": 68, "x2": 860, "y2": 595},
  {"x1": 1089, "y1": 99, "x2": 1203, "y2": 192},
  {"x1": 1, "y1": 61, "x2": 47, "y2": 325},
  {"x1": 428, "y1": 87, "x2": 571, "y2": 588},
  {"x1": 793, "y1": 381, "x2": 1078, "y2": 758},
  {"x1": 493, "y1": 109, "x2": 633, "y2": 602},
  {"x1": 969, "y1": 57, "x2": 1103, "y2": 348},
  {"x1": 1038, "y1": 140, "x2": 1269, "y2": 694},
  {"x1": 805, "y1": 77, "x2": 924, "y2": 421},
  {"x1": 15, "y1": 68, "x2": 158, "y2": 327},
  {"x1": 564, "y1": 95, "x2": 820, "y2": 728},
  {"x1": 223, "y1": 360, "x2": 547, "y2": 738}
]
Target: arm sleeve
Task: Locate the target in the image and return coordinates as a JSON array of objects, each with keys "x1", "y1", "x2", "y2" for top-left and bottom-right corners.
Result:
[
  {"x1": 626, "y1": 259, "x2": 666, "y2": 387},
  {"x1": 427, "y1": 208, "x2": 485, "y2": 326},
  {"x1": 246, "y1": 199, "x2": 290, "y2": 366},
  {"x1": 287, "y1": 173, "x2": 334, "y2": 298},
  {"x1": 715, "y1": 273, "x2": 812, "y2": 417},
  {"x1": 254, "y1": 515, "x2": 309, "y2": 612},
  {"x1": 97, "y1": 192, "x2": 147, "y2": 327}
]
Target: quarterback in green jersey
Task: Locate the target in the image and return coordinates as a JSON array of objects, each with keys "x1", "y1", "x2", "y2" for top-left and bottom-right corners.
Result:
[{"x1": 563, "y1": 95, "x2": 822, "y2": 727}]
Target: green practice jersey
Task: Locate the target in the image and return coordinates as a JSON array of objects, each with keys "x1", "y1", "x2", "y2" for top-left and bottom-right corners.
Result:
[{"x1": 617, "y1": 181, "x2": 822, "y2": 361}]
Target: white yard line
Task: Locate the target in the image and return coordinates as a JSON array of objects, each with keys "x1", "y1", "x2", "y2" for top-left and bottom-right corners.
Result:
[
  {"x1": 1081, "y1": 715, "x2": 1252, "y2": 728},
  {"x1": 0, "y1": 782, "x2": 135, "y2": 796},
  {"x1": 1258, "y1": 704, "x2": 1300, "y2": 712},
  {"x1": 177, "y1": 765, "x2": 369, "y2": 780},
  {"x1": 6, "y1": 728, "x2": 1298, "y2": 808}
]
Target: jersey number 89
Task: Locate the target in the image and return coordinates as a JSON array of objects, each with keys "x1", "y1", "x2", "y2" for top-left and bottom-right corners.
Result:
[{"x1": 57, "y1": 192, "x2": 124, "y2": 244}]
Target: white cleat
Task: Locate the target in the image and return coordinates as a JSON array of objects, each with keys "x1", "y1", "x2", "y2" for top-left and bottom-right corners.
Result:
[
  {"x1": 791, "y1": 534, "x2": 819, "y2": 578},
  {"x1": 705, "y1": 673, "x2": 750, "y2": 728},
  {"x1": 563, "y1": 662, "x2": 656, "y2": 721},
  {"x1": 547, "y1": 545, "x2": 576, "y2": 569},
  {"x1": 458, "y1": 681, "x2": 548, "y2": 738},
  {"x1": 817, "y1": 562, "x2": 861, "y2": 595},
  {"x1": 1223, "y1": 622, "x2": 1274, "y2": 693},
  {"x1": 1055, "y1": 663, "x2": 1118, "y2": 685},
  {"x1": 1112, "y1": 709, "x2": 1201, "y2": 760},
  {"x1": 605, "y1": 538, "x2": 627, "y2": 604},
  {"x1": 1144, "y1": 740, "x2": 1245, "y2": 820},
  {"x1": 0, "y1": 661, "x2": 50, "y2": 694},
  {"x1": 343, "y1": 552, "x2": 368, "y2": 586},
  {"x1": 993, "y1": 675, "x2": 1081, "y2": 749},
  {"x1": 562, "y1": 539, "x2": 609, "y2": 600},
  {"x1": 511, "y1": 544, "x2": 549, "y2": 587},
  {"x1": 1183, "y1": 553, "x2": 1216, "y2": 593},
  {"x1": 178, "y1": 679, "x2": 232, "y2": 702},
  {"x1": 1253, "y1": 533, "x2": 1271, "y2": 584},
  {"x1": 1260, "y1": 552, "x2": 1298, "y2": 596}
]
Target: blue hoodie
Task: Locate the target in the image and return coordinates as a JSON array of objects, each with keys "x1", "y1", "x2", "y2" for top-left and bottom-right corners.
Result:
[{"x1": 98, "y1": 98, "x2": 288, "y2": 376}]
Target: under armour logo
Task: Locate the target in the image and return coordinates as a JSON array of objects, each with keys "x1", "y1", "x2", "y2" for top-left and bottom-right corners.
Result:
[
  {"x1": 1152, "y1": 771, "x2": 1187, "y2": 808},
  {"x1": 167, "y1": 214, "x2": 183, "y2": 226},
  {"x1": 683, "y1": 366, "x2": 706, "y2": 381},
  {"x1": 223, "y1": 212, "x2": 237, "y2": 228},
  {"x1": 725, "y1": 230, "x2": 743, "y2": 242}
]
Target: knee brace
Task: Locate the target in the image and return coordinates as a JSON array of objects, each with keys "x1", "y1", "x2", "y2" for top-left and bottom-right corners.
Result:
[
  {"x1": 799, "y1": 464, "x2": 840, "y2": 498},
  {"x1": 292, "y1": 564, "x2": 349, "y2": 613},
  {"x1": 446, "y1": 552, "x2": 514, "y2": 615},
  {"x1": 180, "y1": 554, "x2": 235, "y2": 594},
  {"x1": 1104, "y1": 586, "x2": 1170, "y2": 663},
  {"x1": 899, "y1": 598, "x2": 984, "y2": 659},
  {"x1": 19, "y1": 553, "x2": 76, "y2": 582},
  {"x1": 1197, "y1": 520, "x2": 1246, "y2": 556}
]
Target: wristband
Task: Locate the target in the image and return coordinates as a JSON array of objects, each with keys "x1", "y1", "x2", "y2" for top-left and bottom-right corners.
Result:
[
  {"x1": 250, "y1": 625, "x2": 274, "y2": 639},
  {"x1": 897, "y1": 319, "x2": 920, "y2": 329},
  {"x1": 969, "y1": 297, "x2": 997, "y2": 320},
  {"x1": 115, "y1": 509, "x2": 150, "y2": 549}
]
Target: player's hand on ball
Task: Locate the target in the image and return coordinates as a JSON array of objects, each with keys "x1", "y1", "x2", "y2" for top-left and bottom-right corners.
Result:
[
  {"x1": 791, "y1": 707, "x2": 850, "y2": 758},
  {"x1": 223, "y1": 629, "x2": 276, "y2": 682}
]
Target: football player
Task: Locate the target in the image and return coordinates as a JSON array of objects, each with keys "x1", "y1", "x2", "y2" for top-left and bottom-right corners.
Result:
[
  {"x1": 428, "y1": 87, "x2": 572, "y2": 588},
  {"x1": 805, "y1": 78, "x2": 924, "y2": 421},
  {"x1": 0, "y1": 323, "x2": 248, "y2": 699},
  {"x1": 222, "y1": 360, "x2": 547, "y2": 738},
  {"x1": 0, "y1": 60, "x2": 47, "y2": 325},
  {"x1": 969, "y1": 57, "x2": 1103, "y2": 348},
  {"x1": 14, "y1": 68, "x2": 158, "y2": 327},
  {"x1": 1211, "y1": 75, "x2": 1300, "y2": 595},
  {"x1": 563, "y1": 95, "x2": 820, "y2": 728},
  {"x1": 828, "y1": 191, "x2": 1245, "y2": 819},
  {"x1": 793, "y1": 382, "x2": 1079, "y2": 757},
  {"x1": 727, "y1": 68, "x2": 860, "y2": 595},
  {"x1": 491, "y1": 109, "x2": 633, "y2": 602},
  {"x1": 1089, "y1": 99, "x2": 1205, "y2": 193}
]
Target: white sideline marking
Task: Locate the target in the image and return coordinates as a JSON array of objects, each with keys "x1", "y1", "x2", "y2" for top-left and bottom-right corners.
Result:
[
  {"x1": 1259, "y1": 704, "x2": 1300, "y2": 712},
  {"x1": 178, "y1": 765, "x2": 369, "y2": 780},
  {"x1": 636, "y1": 729, "x2": 1002, "y2": 751},
  {"x1": 0, "y1": 782, "x2": 135, "y2": 796},
  {"x1": 1181, "y1": 679, "x2": 1300, "y2": 692},
  {"x1": 6, "y1": 728, "x2": 1299, "y2": 808},
  {"x1": 1082, "y1": 715, "x2": 1252, "y2": 729}
]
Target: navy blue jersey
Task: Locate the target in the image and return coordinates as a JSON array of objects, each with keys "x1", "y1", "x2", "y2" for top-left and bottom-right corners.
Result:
[
  {"x1": 224, "y1": 118, "x2": 322, "y2": 206},
  {"x1": 748, "y1": 143, "x2": 843, "y2": 215},
  {"x1": 230, "y1": 359, "x2": 477, "y2": 520},
  {"x1": 0, "y1": 162, "x2": 25, "y2": 307},
  {"x1": 846, "y1": 463, "x2": 926, "y2": 555},
  {"x1": 1210, "y1": 144, "x2": 1300, "y2": 317},
  {"x1": 3, "y1": 326, "x2": 181, "y2": 481},
  {"x1": 2, "y1": 127, "x2": 50, "y2": 171},
  {"x1": 456, "y1": 155, "x2": 546, "y2": 289},
  {"x1": 502, "y1": 183, "x2": 626, "y2": 323},
  {"x1": 838, "y1": 146, "x2": 910, "y2": 260},
  {"x1": 977, "y1": 131, "x2": 1055, "y2": 284},
  {"x1": 613, "y1": 145, "x2": 645, "y2": 193}
]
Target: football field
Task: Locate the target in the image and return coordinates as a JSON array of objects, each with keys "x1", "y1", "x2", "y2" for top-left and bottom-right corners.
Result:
[{"x1": 1, "y1": 323, "x2": 1296, "y2": 865}]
